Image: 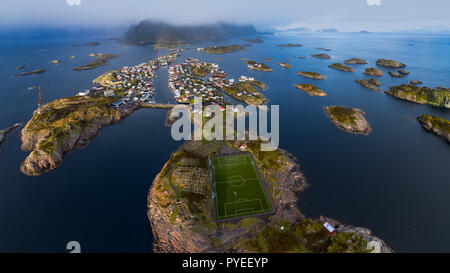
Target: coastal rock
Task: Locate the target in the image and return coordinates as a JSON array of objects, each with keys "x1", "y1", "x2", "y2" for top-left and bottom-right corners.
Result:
[
  {"x1": 20, "y1": 96, "x2": 134, "y2": 176},
  {"x1": 344, "y1": 58, "x2": 367, "y2": 65},
  {"x1": 398, "y1": 70, "x2": 410, "y2": 75},
  {"x1": 0, "y1": 123, "x2": 22, "y2": 148},
  {"x1": 312, "y1": 54, "x2": 331, "y2": 59},
  {"x1": 356, "y1": 79, "x2": 380, "y2": 91},
  {"x1": 148, "y1": 140, "x2": 390, "y2": 253},
  {"x1": 363, "y1": 67, "x2": 383, "y2": 77},
  {"x1": 325, "y1": 106, "x2": 371, "y2": 135},
  {"x1": 376, "y1": 59, "x2": 406, "y2": 68},
  {"x1": 328, "y1": 63, "x2": 354, "y2": 72},
  {"x1": 417, "y1": 115, "x2": 450, "y2": 143},
  {"x1": 297, "y1": 71, "x2": 325, "y2": 80},
  {"x1": 385, "y1": 84, "x2": 450, "y2": 109},
  {"x1": 294, "y1": 84, "x2": 327, "y2": 96}
]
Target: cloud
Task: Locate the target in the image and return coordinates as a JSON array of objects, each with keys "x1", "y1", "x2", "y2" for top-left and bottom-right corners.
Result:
[{"x1": 367, "y1": 0, "x2": 381, "y2": 6}]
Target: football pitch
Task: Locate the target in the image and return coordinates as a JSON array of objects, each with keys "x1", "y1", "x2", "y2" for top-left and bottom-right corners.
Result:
[{"x1": 210, "y1": 154, "x2": 273, "y2": 221}]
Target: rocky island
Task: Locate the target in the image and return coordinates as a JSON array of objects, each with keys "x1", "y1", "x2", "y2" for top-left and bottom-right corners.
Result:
[
  {"x1": 376, "y1": 59, "x2": 406, "y2": 68},
  {"x1": 0, "y1": 123, "x2": 21, "y2": 148},
  {"x1": 245, "y1": 60, "x2": 273, "y2": 72},
  {"x1": 363, "y1": 67, "x2": 383, "y2": 77},
  {"x1": 312, "y1": 54, "x2": 331, "y2": 59},
  {"x1": 410, "y1": 80, "x2": 423, "y2": 85},
  {"x1": 74, "y1": 53, "x2": 118, "y2": 71},
  {"x1": 356, "y1": 79, "x2": 381, "y2": 91},
  {"x1": 297, "y1": 71, "x2": 325, "y2": 80},
  {"x1": 148, "y1": 140, "x2": 391, "y2": 253},
  {"x1": 277, "y1": 43, "x2": 303, "y2": 48},
  {"x1": 14, "y1": 69, "x2": 46, "y2": 77},
  {"x1": 385, "y1": 84, "x2": 450, "y2": 109},
  {"x1": 244, "y1": 38, "x2": 264, "y2": 43},
  {"x1": 325, "y1": 106, "x2": 371, "y2": 135},
  {"x1": 417, "y1": 115, "x2": 450, "y2": 143},
  {"x1": 198, "y1": 44, "x2": 246, "y2": 54},
  {"x1": 328, "y1": 63, "x2": 354, "y2": 72},
  {"x1": 344, "y1": 58, "x2": 367, "y2": 65},
  {"x1": 294, "y1": 84, "x2": 326, "y2": 96}
]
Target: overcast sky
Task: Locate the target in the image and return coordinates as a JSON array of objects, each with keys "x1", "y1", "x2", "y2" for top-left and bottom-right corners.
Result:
[{"x1": 1, "y1": 0, "x2": 449, "y2": 32}]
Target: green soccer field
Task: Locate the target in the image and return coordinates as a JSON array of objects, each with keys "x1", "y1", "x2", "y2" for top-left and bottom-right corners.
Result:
[{"x1": 210, "y1": 154, "x2": 273, "y2": 221}]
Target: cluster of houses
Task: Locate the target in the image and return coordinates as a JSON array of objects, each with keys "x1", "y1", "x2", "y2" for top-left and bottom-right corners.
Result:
[
  {"x1": 76, "y1": 51, "x2": 182, "y2": 109},
  {"x1": 168, "y1": 59, "x2": 229, "y2": 107},
  {"x1": 168, "y1": 59, "x2": 261, "y2": 108}
]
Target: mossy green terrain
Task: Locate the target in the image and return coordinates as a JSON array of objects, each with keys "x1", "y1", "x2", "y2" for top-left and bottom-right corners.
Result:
[
  {"x1": 417, "y1": 115, "x2": 450, "y2": 143},
  {"x1": 385, "y1": 84, "x2": 450, "y2": 109}
]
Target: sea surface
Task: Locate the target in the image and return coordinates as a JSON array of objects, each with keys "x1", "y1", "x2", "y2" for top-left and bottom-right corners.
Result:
[{"x1": 0, "y1": 31, "x2": 449, "y2": 252}]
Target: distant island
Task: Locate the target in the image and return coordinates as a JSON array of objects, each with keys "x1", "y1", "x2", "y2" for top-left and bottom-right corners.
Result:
[
  {"x1": 124, "y1": 21, "x2": 259, "y2": 45},
  {"x1": 74, "y1": 53, "x2": 118, "y2": 71},
  {"x1": 197, "y1": 44, "x2": 246, "y2": 54},
  {"x1": 277, "y1": 43, "x2": 303, "y2": 48}
]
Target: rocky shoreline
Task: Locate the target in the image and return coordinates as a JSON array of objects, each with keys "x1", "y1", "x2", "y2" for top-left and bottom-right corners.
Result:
[{"x1": 147, "y1": 140, "x2": 392, "y2": 253}]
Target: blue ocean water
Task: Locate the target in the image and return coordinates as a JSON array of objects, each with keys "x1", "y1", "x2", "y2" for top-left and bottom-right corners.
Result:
[{"x1": 0, "y1": 31, "x2": 449, "y2": 252}]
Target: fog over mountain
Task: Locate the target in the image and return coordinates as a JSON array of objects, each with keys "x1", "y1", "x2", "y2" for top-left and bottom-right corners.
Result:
[
  {"x1": 0, "y1": 0, "x2": 449, "y2": 32},
  {"x1": 124, "y1": 21, "x2": 260, "y2": 44}
]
